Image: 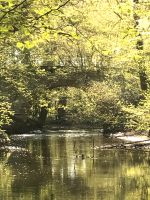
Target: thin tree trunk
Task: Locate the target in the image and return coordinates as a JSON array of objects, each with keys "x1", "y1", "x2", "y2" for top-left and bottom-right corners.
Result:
[
  {"x1": 132, "y1": 0, "x2": 148, "y2": 92},
  {"x1": 38, "y1": 107, "x2": 48, "y2": 128}
]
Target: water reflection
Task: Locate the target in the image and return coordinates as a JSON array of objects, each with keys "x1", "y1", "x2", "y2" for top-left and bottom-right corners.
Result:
[{"x1": 0, "y1": 131, "x2": 150, "y2": 200}]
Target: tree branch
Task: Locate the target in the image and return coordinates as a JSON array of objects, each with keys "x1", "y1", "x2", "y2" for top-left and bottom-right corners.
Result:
[
  {"x1": 34, "y1": 0, "x2": 71, "y2": 21},
  {"x1": 0, "y1": 0, "x2": 28, "y2": 22},
  {"x1": 113, "y1": 11, "x2": 123, "y2": 20}
]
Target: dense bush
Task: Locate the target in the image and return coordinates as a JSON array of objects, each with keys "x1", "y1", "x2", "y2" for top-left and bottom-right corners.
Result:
[
  {"x1": 0, "y1": 96, "x2": 14, "y2": 130},
  {"x1": 123, "y1": 93, "x2": 150, "y2": 132},
  {"x1": 66, "y1": 82, "x2": 127, "y2": 132}
]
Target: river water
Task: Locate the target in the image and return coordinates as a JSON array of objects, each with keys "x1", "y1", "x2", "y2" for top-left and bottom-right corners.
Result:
[{"x1": 0, "y1": 130, "x2": 150, "y2": 200}]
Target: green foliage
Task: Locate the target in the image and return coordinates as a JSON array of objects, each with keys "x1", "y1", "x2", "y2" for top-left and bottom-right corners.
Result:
[
  {"x1": 66, "y1": 82, "x2": 127, "y2": 132},
  {"x1": 0, "y1": 96, "x2": 14, "y2": 129},
  {"x1": 0, "y1": 0, "x2": 149, "y2": 133},
  {"x1": 123, "y1": 93, "x2": 150, "y2": 131}
]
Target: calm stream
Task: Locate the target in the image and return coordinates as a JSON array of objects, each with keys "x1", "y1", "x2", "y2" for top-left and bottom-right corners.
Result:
[{"x1": 0, "y1": 130, "x2": 150, "y2": 200}]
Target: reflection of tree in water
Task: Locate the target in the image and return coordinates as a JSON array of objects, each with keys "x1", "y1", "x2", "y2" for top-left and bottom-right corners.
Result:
[
  {"x1": 140, "y1": 177, "x2": 148, "y2": 200},
  {"x1": 48, "y1": 136, "x2": 91, "y2": 199},
  {"x1": 5, "y1": 137, "x2": 55, "y2": 200},
  {"x1": 4, "y1": 136, "x2": 90, "y2": 200},
  {"x1": 6, "y1": 151, "x2": 53, "y2": 198},
  {"x1": 112, "y1": 151, "x2": 150, "y2": 200},
  {"x1": 1, "y1": 135, "x2": 150, "y2": 200},
  {"x1": 41, "y1": 138, "x2": 51, "y2": 166}
]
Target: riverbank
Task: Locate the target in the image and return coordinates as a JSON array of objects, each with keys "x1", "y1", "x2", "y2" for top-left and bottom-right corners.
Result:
[
  {"x1": 112, "y1": 131, "x2": 149, "y2": 142},
  {"x1": 105, "y1": 131, "x2": 150, "y2": 150},
  {"x1": 0, "y1": 131, "x2": 10, "y2": 145}
]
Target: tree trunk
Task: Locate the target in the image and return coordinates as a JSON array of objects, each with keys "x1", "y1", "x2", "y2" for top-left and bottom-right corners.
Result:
[
  {"x1": 38, "y1": 107, "x2": 48, "y2": 128},
  {"x1": 133, "y1": 0, "x2": 148, "y2": 93}
]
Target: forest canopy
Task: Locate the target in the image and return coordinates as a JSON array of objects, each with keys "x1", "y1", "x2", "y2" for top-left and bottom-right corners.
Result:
[{"x1": 0, "y1": 0, "x2": 150, "y2": 133}]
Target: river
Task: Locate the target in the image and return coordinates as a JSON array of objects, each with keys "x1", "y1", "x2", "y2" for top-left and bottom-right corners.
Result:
[{"x1": 0, "y1": 129, "x2": 150, "y2": 200}]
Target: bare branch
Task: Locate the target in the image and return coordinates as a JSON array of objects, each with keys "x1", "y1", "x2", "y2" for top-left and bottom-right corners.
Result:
[{"x1": 113, "y1": 11, "x2": 123, "y2": 20}]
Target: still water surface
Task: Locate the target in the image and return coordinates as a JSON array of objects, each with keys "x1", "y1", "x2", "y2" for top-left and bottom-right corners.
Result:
[{"x1": 0, "y1": 130, "x2": 150, "y2": 200}]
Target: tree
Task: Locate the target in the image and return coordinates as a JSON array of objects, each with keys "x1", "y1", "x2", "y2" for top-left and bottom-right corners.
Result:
[{"x1": 0, "y1": 0, "x2": 149, "y2": 132}]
